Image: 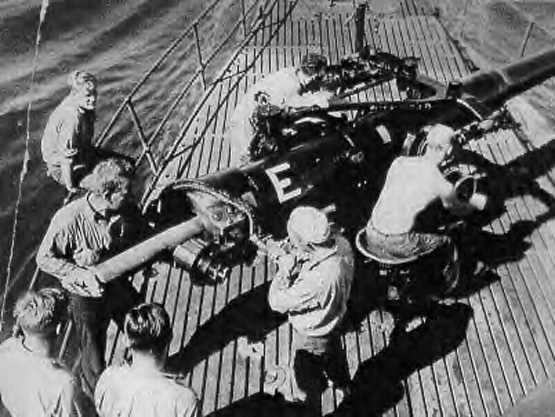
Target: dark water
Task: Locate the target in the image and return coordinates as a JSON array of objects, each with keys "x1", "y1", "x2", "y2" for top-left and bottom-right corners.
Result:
[
  {"x1": 1, "y1": 0, "x2": 555, "y2": 327},
  {"x1": 0, "y1": 0, "x2": 238, "y2": 326}
]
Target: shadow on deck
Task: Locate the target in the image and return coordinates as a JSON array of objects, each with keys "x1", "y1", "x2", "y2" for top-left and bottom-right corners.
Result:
[{"x1": 31, "y1": 0, "x2": 555, "y2": 416}]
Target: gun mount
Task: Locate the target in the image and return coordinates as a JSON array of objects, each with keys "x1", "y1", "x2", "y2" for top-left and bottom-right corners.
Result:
[{"x1": 92, "y1": 47, "x2": 555, "y2": 285}]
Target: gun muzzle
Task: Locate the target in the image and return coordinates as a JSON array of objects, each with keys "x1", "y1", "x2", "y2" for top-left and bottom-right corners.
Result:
[{"x1": 460, "y1": 47, "x2": 555, "y2": 109}]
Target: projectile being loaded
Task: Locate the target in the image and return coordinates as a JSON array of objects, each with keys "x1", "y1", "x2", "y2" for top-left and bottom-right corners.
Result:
[{"x1": 92, "y1": 46, "x2": 555, "y2": 284}]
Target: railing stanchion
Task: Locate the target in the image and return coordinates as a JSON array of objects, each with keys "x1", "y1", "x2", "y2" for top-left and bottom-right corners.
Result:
[
  {"x1": 127, "y1": 100, "x2": 159, "y2": 175},
  {"x1": 241, "y1": 0, "x2": 248, "y2": 37},
  {"x1": 193, "y1": 23, "x2": 207, "y2": 89},
  {"x1": 457, "y1": 0, "x2": 470, "y2": 38},
  {"x1": 519, "y1": 21, "x2": 534, "y2": 58}
]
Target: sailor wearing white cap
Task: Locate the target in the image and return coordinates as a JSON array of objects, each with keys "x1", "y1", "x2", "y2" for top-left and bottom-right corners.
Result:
[{"x1": 267, "y1": 206, "x2": 354, "y2": 412}]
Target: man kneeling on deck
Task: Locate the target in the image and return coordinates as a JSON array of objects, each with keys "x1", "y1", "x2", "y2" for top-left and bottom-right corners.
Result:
[
  {"x1": 95, "y1": 303, "x2": 200, "y2": 417},
  {"x1": 364, "y1": 124, "x2": 489, "y2": 297},
  {"x1": 227, "y1": 52, "x2": 335, "y2": 165},
  {"x1": 36, "y1": 157, "x2": 146, "y2": 399},
  {"x1": 266, "y1": 206, "x2": 354, "y2": 414}
]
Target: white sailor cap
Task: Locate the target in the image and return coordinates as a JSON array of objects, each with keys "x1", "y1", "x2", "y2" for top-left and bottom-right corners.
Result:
[{"x1": 287, "y1": 206, "x2": 331, "y2": 245}]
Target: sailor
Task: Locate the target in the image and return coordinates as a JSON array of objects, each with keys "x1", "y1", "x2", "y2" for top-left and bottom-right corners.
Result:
[
  {"x1": 364, "y1": 124, "x2": 488, "y2": 291},
  {"x1": 95, "y1": 303, "x2": 200, "y2": 417},
  {"x1": 227, "y1": 52, "x2": 334, "y2": 165},
  {"x1": 36, "y1": 157, "x2": 145, "y2": 399},
  {"x1": 41, "y1": 70, "x2": 98, "y2": 195},
  {"x1": 0, "y1": 288, "x2": 91, "y2": 417},
  {"x1": 266, "y1": 206, "x2": 354, "y2": 414}
]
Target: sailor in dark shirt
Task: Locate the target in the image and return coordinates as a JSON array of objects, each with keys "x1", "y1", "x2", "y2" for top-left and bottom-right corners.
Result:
[{"x1": 37, "y1": 157, "x2": 143, "y2": 399}]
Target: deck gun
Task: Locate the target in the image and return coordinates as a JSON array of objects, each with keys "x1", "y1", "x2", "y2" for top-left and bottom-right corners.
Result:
[{"x1": 91, "y1": 47, "x2": 555, "y2": 284}]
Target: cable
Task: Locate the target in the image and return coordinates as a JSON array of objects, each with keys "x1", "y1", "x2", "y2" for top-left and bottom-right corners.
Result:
[{"x1": 0, "y1": 0, "x2": 50, "y2": 332}]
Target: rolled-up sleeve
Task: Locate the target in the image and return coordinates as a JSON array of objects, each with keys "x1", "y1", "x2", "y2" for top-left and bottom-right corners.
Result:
[
  {"x1": 56, "y1": 110, "x2": 80, "y2": 159},
  {"x1": 36, "y1": 213, "x2": 82, "y2": 282}
]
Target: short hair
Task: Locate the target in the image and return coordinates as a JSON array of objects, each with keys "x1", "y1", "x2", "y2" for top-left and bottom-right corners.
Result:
[
  {"x1": 425, "y1": 124, "x2": 455, "y2": 154},
  {"x1": 68, "y1": 70, "x2": 97, "y2": 95},
  {"x1": 287, "y1": 206, "x2": 331, "y2": 245},
  {"x1": 13, "y1": 288, "x2": 68, "y2": 336},
  {"x1": 81, "y1": 157, "x2": 134, "y2": 197},
  {"x1": 300, "y1": 53, "x2": 328, "y2": 76},
  {"x1": 124, "y1": 303, "x2": 172, "y2": 354}
]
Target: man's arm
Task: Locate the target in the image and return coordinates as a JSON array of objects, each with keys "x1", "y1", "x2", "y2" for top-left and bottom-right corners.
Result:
[
  {"x1": 37, "y1": 216, "x2": 83, "y2": 281},
  {"x1": 437, "y1": 170, "x2": 487, "y2": 216},
  {"x1": 286, "y1": 90, "x2": 333, "y2": 108},
  {"x1": 36, "y1": 214, "x2": 102, "y2": 297}
]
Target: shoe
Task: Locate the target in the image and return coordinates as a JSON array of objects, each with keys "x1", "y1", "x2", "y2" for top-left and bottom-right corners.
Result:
[
  {"x1": 237, "y1": 336, "x2": 264, "y2": 361},
  {"x1": 334, "y1": 384, "x2": 351, "y2": 403},
  {"x1": 263, "y1": 365, "x2": 288, "y2": 395}
]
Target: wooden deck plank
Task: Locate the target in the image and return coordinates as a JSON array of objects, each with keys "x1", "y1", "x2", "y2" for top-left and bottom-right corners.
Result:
[
  {"x1": 456, "y1": 328, "x2": 490, "y2": 416},
  {"x1": 429, "y1": 18, "x2": 463, "y2": 80},
  {"x1": 501, "y1": 136, "x2": 555, "y2": 278},
  {"x1": 427, "y1": 18, "x2": 468, "y2": 79},
  {"x1": 415, "y1": 17, "x2": 451, "y2": 83},
  {"x1": 473, "y1": 139, "x2": 552, "y2": 389},
  {"x1": 375, "y1": 22, "x2": 400, "y2": 101},
  {"x1": 431, "y1": 355, "x2": 459, "y2": 417},
  {"x1": 493, "y1": 141, "x2": 555, "y2": 369},
  {"x1": 487, "y1": 141, "x2": 555, "y2": 375},
  {"x1": 407, "y1": 16, "x2": 444, "y2": 82},
  {"x1": 98, "y1": 3, "x2": 555, "y2": 417},
  {"x1": 471, "y1": 137, "x2": 542, "y2": 396},
  {"x1": 444, "y1": 350, "x2": 474, "y2": 417}
]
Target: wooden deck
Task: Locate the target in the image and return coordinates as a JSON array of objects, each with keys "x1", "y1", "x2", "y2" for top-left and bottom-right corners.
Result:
[{"x1": 104, "y1": 1, "x2": 555, "y2": 416}]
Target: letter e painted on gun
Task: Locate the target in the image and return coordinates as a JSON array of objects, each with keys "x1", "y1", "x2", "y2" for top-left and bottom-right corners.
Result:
[{"x1": 265, "y1": 163, "x2": 302, "y2": 203}]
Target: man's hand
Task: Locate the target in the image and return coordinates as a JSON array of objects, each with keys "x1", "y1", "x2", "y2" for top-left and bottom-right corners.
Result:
[
  {"x1": 276, "y1": 253, "x2": 298, "y2": 277},
  {"x1": 469, "y1": 192, "x2": 488, "y2": 211},
  {"x1": 74, "y1": 248, "x2": 101, "y2": 267},
  {"x1": 63, "y1": 268, "x2": 104, "y2": 297},
  {"x1": 264, "y1": 239, "x2": 288, "y2": 260}
]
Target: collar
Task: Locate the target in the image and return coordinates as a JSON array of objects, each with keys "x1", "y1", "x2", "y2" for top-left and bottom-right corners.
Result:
[
  {"x1": 304, "y1": 244, "x2": 338, "y2": 270},
  {"x1": 84, "y1": 193, "x2": 111, "y2": 222}
]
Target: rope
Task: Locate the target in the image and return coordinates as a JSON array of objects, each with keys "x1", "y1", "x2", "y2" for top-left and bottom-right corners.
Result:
[{"x1": 0, "y1": 0, "x2": 50, "y2": 332}]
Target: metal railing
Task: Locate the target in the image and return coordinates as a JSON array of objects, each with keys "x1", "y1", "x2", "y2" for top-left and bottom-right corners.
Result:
[
  {"x1": 95, "y1": 0, "x2": 274, "y2": 184},
  {"x1": 4, "y1": 0, "x2": 280, "y2": 345},
  {"x1": 139, "y1": 0, "x2": 300, "y2": 206}
]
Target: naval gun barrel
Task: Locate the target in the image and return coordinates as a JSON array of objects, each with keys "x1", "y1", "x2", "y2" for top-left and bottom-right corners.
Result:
[
  {"x1": 92, "y1": 48, "x2": 555, "y2": 284},
  {"x1": 459, "y1": 47, "x2": 555, "y2": 111},
  {"x1": 93, "y1": 127, "x2": 376, "y2": 283},
  {"x1": 94, "y1": 216, "x2": 204, "y2": 283}
]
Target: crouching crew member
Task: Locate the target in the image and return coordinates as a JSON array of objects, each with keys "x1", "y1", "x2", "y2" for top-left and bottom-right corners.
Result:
[{"x1": 227, "y1": 53, "x2": 334, "y2": 165}]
